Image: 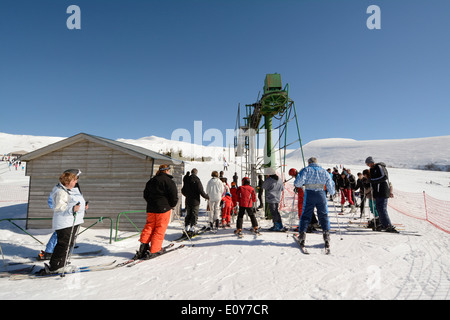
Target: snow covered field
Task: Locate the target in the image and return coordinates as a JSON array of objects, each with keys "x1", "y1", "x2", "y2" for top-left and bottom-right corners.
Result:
[
  {"x1": 0, "y1": 133, "x2": 449, "y2": 301},
  {"x1": 1, "y1": 158, "x2": 449, "y2": 300}
]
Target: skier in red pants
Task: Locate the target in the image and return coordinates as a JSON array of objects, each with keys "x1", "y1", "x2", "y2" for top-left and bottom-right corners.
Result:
[
  {"x1": 221, "y1": 192, "x2": 233, "y2": 227},
  {"x1": 134, "y1": 164, "x2": 178, "y2": 260}
]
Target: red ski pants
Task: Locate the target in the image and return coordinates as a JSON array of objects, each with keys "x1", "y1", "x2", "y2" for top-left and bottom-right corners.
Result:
[
  {"x1": 222, "y1": 206, "x2": 232, "y2": 224},
  {"x1": 340, "y1": 188, "x2": 354, "y2": 205},
  {"x1": 297, "y1": 188, "x2": 304, "y2": 219},
  {"x1": 139, "y1": 210, "x2": 171, "y2": 253}
]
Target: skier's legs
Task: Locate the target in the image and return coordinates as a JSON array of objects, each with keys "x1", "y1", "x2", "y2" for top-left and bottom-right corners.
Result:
[
  {"x1": 210, "y1": 200, "x2": 221, "y2": 222},
  {"x1": 299, "y1": 191, "x2": 313, "y2": 233},
  {"x1": 375, "y1": 198, "x2": 392, "y2": 228},
  {"x1": 49, "y1": 225, "x2": 79, "y2": 271},
  {"x1": 236, "y1": 206, "x2": 246, "y2": 230},
  {"x1": 268, "y1": 203, "x2": 282, "y2": 224},
  {"x1": 246, "y1": 207, "x2": 258, "y2": 228},
  {"x1": 149, "y1": 210, "x2": 171, "y2": 253},
  {"x1": 140, "y1": 212, "x2": 156, "y2": 244},
  {"x1": 315, "y1": 191, "x2": 330, "y2": 232},
  {"x1": 45, "y1": 231, "x2": 58, "y2": 254}
]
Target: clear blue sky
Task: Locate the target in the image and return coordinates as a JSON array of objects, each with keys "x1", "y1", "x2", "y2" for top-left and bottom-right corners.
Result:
[{"x1": 1, "y1": 0, "x2": 449, "y2": 147}]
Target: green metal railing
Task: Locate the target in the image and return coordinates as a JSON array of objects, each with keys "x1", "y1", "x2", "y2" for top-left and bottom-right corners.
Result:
[
  {"x1": 0, "y1": 216, "x2": 114, "y2": 244},
  {"x1": 114, "y1": 210, "x2": 146, "y2": 242},
  {"x1": 1, "y1": 209, "x2": 148, "y2": 246}
]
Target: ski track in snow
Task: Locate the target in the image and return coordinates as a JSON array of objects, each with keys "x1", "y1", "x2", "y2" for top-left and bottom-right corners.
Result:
[
  {"x1": 1, "y1": 159, "x2": 450, "y2": 299},
  {"x1": 1, "y1": 204, "x2": 449, "y2": 299}
]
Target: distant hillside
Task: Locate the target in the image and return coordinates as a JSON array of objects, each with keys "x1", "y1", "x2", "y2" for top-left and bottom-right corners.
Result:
[
  {"x1": 1, "y1": 132, "x2": 449, "y2": 170},
  {"x1": 287, "y1": 136, "x2": 450, "y2": 170}
]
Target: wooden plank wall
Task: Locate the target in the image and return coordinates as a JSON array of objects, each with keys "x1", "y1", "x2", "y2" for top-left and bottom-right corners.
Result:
[{"x1": 26, "y1": 140, "x2": 184, "y2": 231}]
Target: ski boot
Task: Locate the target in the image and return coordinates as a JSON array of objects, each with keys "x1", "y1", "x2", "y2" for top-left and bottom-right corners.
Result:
[
  {"x1": 252, "y1": 226, "x2": 261, "y2": 235},
  {"x1": 269, "y1": 222, "x2": 285, "y2": 232},
  {"x1": 323, "y1": 231, "x2": 331, "y2": 254},
  {"x1": 37, "y1": 250, "x2": 52, "y2": 261},
  {"x1": 384, "y1": 225, "x2": 399, "y2": 233},
  {"x1": 133, "y1": 243, "x2": 150, "y2": 260},
  {"x1": 298, "y1": 232, "x2": 306, "y2": 246}
]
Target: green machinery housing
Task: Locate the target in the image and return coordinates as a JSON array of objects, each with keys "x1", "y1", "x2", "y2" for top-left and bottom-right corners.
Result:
[{"x1": 235, "y1": 73, "x2": 306, "y2": 216}]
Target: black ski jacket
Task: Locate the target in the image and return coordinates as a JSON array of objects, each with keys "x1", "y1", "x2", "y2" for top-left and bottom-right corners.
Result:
[
  {"x1": 369, "y1": 162, "x2": 390, "y2": 199},
  {"x1": 143, "y1": 172, "x2": 178, "y2": 213},
  {"x1": 182, "y1": 173, "x2": 209, "y2": 206}
]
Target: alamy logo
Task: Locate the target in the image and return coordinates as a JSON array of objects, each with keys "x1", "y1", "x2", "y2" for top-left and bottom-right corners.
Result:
[
  {"x1": 366, "y1": 5, "x2": 381, "y2": 30},
  {"x1": 67, "y1": 5, "x2": 81, "y2": 30}
]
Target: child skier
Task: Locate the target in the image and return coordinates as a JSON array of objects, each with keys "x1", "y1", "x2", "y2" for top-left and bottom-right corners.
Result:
[
  {"x1": 337, "y1": 172, "x2": 356, "y2": 214},
  {"x1": 221, "y1": 192, "x2": 233, "y2": 227}
]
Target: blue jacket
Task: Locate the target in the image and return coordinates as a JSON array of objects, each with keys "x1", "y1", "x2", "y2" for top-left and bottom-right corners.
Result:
[{"x1": 294, "y1": 163, "x2": 335, "y2": 195}]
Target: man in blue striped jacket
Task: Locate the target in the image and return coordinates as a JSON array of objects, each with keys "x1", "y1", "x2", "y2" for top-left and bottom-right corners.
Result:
[{"x1": 294, "y1": 157, "x2": 335, "y2": 249}]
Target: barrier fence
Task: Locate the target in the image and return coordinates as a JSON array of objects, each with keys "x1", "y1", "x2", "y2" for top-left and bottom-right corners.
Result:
[
  {"x1": 388, "y1": 190, "x2": 450, "y2": 234},
  {"x1": 281, "y1": 185, "x2": 450, "y2": 234}
]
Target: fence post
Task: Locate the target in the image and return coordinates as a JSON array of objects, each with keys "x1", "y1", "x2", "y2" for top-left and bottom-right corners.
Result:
[{"x1": 423, "y1": 191, "x2": 429, "y2": 222}]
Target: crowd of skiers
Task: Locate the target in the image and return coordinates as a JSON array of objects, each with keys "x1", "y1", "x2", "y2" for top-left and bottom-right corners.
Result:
[
  {"x1": 37, "y1": 155, "x2": 397, "y2": 274},
  {"x1": 181, "y1": 169, "x2": 260, "y2": 237}
]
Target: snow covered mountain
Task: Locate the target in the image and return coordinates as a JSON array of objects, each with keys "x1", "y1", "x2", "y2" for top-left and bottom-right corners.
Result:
[
  {"x1": 1, "y1": 132, "x2": 449, "y2": 170},
  {"x1": 286, "y1": 136, "x2": 450, "y2": 170}
]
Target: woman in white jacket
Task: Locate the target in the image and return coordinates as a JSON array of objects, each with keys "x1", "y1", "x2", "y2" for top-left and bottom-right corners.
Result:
[
  {"x1": 42, "y1": 170, "x2": 88, "y2": 274},
  {"x1": 206, "y1": 171, "x2": 224, "y2": 230}
]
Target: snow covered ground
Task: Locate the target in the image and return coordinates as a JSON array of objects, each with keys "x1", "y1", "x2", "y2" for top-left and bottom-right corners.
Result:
[{"x1": 0, "y1": 157, "x2": 449, "y2": 300}]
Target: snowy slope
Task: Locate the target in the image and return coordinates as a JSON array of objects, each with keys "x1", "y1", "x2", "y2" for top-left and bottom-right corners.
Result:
[
  {"x1": 1, "y1": 161, "x2": 450, "y2": 300},
  {"x1": 0, "y1": 132, "x2": 65, "y2": 155}
]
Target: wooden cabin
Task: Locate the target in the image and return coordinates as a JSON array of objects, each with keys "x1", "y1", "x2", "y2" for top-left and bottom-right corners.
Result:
[{"x1": 20, "y1": 133, "x2": 184, "y2": 231}]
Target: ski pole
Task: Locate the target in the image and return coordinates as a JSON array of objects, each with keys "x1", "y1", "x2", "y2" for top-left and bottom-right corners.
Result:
[
  {"x1": 173, "y1": 208, "x2": 193, "y2": 246},
  {"x1": 369, "y1": 188, "x2": 377, "y2": 230},
  {"x1": 332, "y1": 198, "x2": 343, "y2": 240},
  {"x1": 61, "y1": 202, "x2": 79, "y2": 278},
  {"x1": 0, "y1": 242, "x2": 5, "y2": 269},
  {"x1": 66, "y1": 201, "x2": 89, "y2": 265},
  {"x1": 287, "y1": 192, "x2": 296, "y2": 238}
]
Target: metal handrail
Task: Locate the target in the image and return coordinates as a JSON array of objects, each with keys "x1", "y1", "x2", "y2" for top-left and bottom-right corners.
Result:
[{"x1": 0, "y1": 216, "x2": 113, "y2": 244}]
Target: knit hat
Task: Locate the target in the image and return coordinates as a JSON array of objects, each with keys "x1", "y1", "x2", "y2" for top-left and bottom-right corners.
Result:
[
  {"x1": 64, "y1": 169, "x2": 82, "y2": 177},
  {"x1": 365, "y1": 156, "x2": 374, "y2": 164}
]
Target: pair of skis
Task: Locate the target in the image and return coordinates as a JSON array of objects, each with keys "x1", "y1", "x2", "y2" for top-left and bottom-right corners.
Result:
[
  {"x1": 120, "y1": 243, "x2": 185, "y2": 268},
  {"x1": 8, "y1": 243, "x2": 185, "y2": 280},
  {"x1": 235, "y1": 228, "x2": 261, "y2": 239},
  {"x1": 292, "y1": 234, "x2": 330, "y2": 255},
  {"x1": 173, "y1": 226, "x2": 209, "y2": 242},
  {"x1": 9, "y1": 260, "x2": 118, "y2": 280}
]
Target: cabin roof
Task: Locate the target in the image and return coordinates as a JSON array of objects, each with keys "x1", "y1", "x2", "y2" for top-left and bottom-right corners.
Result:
[{"x1": 20, "y1": 132, "x2": 183, "y2": 165}]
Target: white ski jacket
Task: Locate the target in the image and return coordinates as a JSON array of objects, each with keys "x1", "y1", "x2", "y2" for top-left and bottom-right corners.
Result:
[
  {"x1": 206, "y1": 177, "x2": 225, "y2": 202},
  {"x1": 49, "y1": 183, "x2": 86, "y2": 230}
]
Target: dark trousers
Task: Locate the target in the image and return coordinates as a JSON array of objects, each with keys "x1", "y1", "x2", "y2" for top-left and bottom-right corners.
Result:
[
  {"x1": 268, "y1": 203, "x2": 282, "y2": 224},
  {"x1": 236, "y1": 206, "x2": 258, "y2": 230},
  {"x1": 300, "y1": 190, "x2": 330, "y2": 233},
  {"x1": 49, "y1": 225, "x2": 79, "y2": 271},
  {"x1": 184, "y1": 203, "x2": 200, "y2": 227},
  {"x1": 375, "y1": 197, "x2": 392, "y2": 227}
]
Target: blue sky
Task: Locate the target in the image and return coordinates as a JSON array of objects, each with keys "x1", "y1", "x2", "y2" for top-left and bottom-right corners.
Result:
[{"x1": 1, "y1": 0, "x2": 449, "y2": 147}]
